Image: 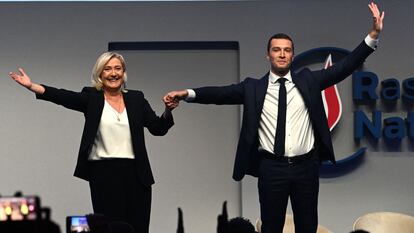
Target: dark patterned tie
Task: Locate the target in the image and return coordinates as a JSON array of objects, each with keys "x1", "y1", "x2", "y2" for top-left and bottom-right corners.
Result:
[{"x1": 274, "y1": 78, "x2": 287, "y2": 156}]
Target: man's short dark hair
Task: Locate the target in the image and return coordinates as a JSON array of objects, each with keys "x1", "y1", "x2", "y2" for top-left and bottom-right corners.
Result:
[{"x1": 267, "y1": 33, "x2": 294, "y2": 53}]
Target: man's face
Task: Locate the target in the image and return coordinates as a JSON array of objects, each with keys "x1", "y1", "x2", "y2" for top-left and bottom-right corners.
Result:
[{"x1": 267, "y1": 38, "x2": 294, "y2": 75}]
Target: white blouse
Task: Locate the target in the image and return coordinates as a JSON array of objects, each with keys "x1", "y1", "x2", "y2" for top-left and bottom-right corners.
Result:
[{"x1": 89, "y1": 100, "x2": 135, "y2": 160}]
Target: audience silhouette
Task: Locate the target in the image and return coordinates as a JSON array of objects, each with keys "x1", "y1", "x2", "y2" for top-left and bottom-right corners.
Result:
[
  {"x1": 86, "y1": 214, "x2": 134, "y2": 233},
  {"x1": 177, "y1": 201, "x2": 257, "y2": 233}
]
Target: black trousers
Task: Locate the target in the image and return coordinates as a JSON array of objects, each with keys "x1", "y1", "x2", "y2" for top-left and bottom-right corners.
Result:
[
  {"x1": 88, "y1": 159, "x2": 151, "y2": 233},
  {"x1": 258, "y1": 151, "x2": 319, "y2": 233}
]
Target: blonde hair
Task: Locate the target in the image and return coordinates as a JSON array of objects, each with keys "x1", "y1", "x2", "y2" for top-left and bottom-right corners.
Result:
[{"x1": 91, "y1": 52, "x2": 128, "y2": 92}]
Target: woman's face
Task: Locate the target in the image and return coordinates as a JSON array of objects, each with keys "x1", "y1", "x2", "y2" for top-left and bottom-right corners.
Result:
[{"x1": 100, "y1": 57, "x2": 125, "y2": 92}]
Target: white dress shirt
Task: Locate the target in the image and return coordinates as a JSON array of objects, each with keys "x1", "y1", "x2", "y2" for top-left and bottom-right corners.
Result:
[{"x1": 258, "y1": 71, "x2": 315, "y2": 156}]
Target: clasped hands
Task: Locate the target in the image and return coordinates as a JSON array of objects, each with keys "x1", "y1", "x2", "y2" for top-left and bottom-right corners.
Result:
[{"x1": 163, "y1": 90, "x2": 188, "y2": 111}]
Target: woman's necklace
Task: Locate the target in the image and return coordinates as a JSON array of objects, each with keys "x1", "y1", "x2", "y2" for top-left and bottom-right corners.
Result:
[
  {"x1": 112, "y1": 104, "x2": 121, "y2": 121},
  {"x1": 105, "y1": 93, "x2": 124, "y2": 121}
]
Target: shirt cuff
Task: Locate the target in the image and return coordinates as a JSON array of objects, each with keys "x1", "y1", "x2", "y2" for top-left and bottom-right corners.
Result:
[
  {"x1": 365, "y1": 34, "x2": 379, "y2": 50},
  {"x1": 185, "y1": 89, "x2": 196, "y2": 102}
]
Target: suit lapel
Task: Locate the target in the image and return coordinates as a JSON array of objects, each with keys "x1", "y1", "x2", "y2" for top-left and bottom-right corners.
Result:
[
  {"x1": 255, "y1": 73, "x2": 269, "y2": 114},
  {"x1": 292, "y1": 72, "x2": 312, "y2": 108},
  {"x1": 123, "y1": 91, "x2": 138, "y2": 131},
  {"x1": 87, "y1": 90, "x2": 104, "y2": 142},
  {"x1": 97, "y1": 91, "x2": 104, "y2": 115}
]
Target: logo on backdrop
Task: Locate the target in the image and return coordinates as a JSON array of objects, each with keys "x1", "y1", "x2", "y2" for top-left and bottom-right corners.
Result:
[
  {"x1": 291, "y1": 47, "x2": 366, "y2": 177},
  {"x1": 322, "y1": 54, "x2": 342, "y2": 131}
]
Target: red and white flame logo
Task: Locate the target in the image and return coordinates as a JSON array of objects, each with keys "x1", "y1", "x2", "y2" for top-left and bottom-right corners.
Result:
[{"x1": 322, "y1": 54, "x2": 342, "y2": 131}]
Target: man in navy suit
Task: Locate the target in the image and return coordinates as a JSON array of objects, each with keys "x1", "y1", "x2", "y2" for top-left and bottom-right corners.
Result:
[{"x1": 164, "y1": 2, "x2": 384, "y2": 233}]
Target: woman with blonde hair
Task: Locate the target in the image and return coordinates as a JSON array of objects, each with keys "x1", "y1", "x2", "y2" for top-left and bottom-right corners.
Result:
[{"x1": 9, "y1": 52, "x2": 178, "y2": 233}]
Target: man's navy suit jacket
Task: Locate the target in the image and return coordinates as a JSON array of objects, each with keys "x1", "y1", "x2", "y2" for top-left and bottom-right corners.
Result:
[{"x1": 192, "y1": 40, "x2": 374, "y2": 181}]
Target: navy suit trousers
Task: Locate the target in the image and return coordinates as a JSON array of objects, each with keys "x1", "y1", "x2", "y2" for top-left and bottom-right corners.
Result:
[{"x1": 258, "y1": 151, "x2": 319, "y2": 233}]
